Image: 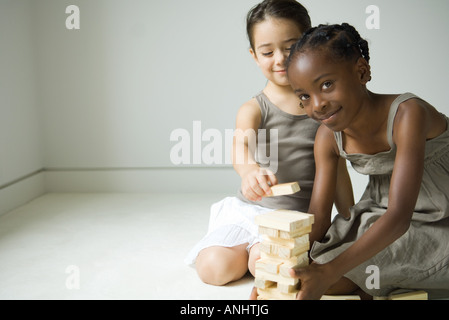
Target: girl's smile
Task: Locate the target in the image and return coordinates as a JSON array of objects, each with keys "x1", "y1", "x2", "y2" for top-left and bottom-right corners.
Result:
[
  {"x1": 287, "y1": 50, "x2": 370, "y2": 131},
  {"x1": 317, "y1": 106, "x2": 343, "y2": 125}
]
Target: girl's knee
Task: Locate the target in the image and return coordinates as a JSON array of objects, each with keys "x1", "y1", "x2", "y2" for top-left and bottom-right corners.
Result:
[{"x1": 196, "y1": 246, "x2": 248, "y2": 286}]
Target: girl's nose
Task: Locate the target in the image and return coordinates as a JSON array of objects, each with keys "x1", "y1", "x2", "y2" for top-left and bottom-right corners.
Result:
[
  {"x1": 274, "y1": 49, "x2": 287, "y2": 66},
  {"x1": 312, "y1": 96, "x2": 328, "y2": 113}
]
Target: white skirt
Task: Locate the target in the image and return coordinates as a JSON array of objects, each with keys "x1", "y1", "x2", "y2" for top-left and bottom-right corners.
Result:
[{"x1": 184, "y1": 196, "x2": 273, "y2": 267}]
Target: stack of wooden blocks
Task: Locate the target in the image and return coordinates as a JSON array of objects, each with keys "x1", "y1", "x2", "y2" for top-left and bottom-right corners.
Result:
[{"x1": 254, "y1": 209, "x2": 314, "y2": 300}]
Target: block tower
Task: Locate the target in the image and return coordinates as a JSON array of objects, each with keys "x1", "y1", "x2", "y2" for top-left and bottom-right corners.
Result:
[{"x1": 254, "y1": 209, "x2": 314, "y2": 300}]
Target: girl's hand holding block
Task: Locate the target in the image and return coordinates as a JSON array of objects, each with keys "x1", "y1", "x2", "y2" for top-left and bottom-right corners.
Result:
[{"x1": 265, "y1": 182, "x2": 300, "y2": 197}]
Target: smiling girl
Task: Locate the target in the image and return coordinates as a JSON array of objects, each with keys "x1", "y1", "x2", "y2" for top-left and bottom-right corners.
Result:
[{"x1": 286, "y1": 23, "x2": 449, "y2": 299}]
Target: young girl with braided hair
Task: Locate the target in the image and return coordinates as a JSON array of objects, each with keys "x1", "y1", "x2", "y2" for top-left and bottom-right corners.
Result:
[{"x1": 286, "y1": 23, "x2": 449, "y2": 299}]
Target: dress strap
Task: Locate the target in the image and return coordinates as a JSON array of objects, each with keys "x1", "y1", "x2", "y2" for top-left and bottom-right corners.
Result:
[
  {"x1": 386, "y1": 93, "x2": 419, "y2": 148},
  {"x1": 333, "y1": 131, "x2": 345, "y2": 157}
]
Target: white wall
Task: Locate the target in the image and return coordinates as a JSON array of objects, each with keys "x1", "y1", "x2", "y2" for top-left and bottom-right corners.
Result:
[
  {"x1": 0, "y1": 0, "x2": 45, "y2": 215},
  {"x1": 1, "y1": 0, "x2": 449, "y2": 212},
  {"x1": 34, "y1": 0, "x2": 264, "y2": 169}
]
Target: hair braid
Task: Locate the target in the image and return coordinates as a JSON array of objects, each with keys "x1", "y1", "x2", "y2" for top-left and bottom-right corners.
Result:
[{"x1": 286, "y1": 23, "x2": 370, "y2": 70}]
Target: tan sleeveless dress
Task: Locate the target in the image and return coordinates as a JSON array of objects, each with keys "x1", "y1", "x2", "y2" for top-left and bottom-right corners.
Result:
[{"x1": 310, "y1": 93, "x2": 449, "y2": 296}]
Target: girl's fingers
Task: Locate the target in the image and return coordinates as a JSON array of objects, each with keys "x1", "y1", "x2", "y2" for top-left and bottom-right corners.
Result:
[
  {"x1": 289, "y1": 267, "x2": 305, "y2": 279},
  {"x1": 264, "y1": 169, "x2": 278, "y2": 187},
  {"x1": 257, "y1": 169, "x2": 278, "y2": 196}
]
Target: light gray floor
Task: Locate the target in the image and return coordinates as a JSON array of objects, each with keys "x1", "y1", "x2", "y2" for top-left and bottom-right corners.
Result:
[
  {"x1": 0, "y1": 193, "x2": 253, "y2": 300},
  {"x1": 1, "y1": 192, "x2": 448, "y2": 300}
]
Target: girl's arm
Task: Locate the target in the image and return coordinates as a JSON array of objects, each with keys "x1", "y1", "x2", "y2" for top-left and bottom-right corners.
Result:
[
  {"x1": 307, "y1": 124, "x2": 341, "y2": 245},
  {"x1": 295, "y1": 101, "x2": 429, "y2": 299},
  {"x1": 334, "y1": 157, "x2": 355, "y2": 219},
  {"x1": 233, "y1": 99, "x2": 277, "y2": 201}
]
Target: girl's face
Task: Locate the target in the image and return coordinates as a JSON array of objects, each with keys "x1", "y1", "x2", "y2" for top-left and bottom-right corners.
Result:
[
  {"x1": 250, "y1": 18, "x2": 302, "y2": 87},
  {"x1": 287, "y1": 50, "x2": 371, "y2": 131}
]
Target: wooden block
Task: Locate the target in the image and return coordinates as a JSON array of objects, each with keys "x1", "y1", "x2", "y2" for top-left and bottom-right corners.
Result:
[
  {"x1": 261, "y1": 233, "x2": 309, "y2": 247},
  {"x1": 255, "y1": 210, "x2": 314, "y2": 233},
  {"x1": 257, "y1": 287, "x2": 298, "y2": 300},
  {"x1": 258, "y1": 226, "x2": 279, "y2": 238},
  {"x1": 277, "y1": 281, "x2": 300, "y2": 294},
  {"x1": 389, "y1": 290, "x2": 428, "y2": 300},
  {"x1": 279, "y1": 225, "x2": 312, "y2": 239},
  {"x1": 255, "y1": 269, "x2": 299, "y2": 286},
  {"x1": 320, "y1": 295, "x2": 361, "y2": 300},
  {"x1": 279, "y1": 252, "x2": 309, "y2": 277},
  {"x1": 260, "y1": 252, "x2": 302, "y2": 265},
  {"x1": 255, "y1": 258, "x2": 283, "y2": 274},
  {"x1": 259, "y1": 239, "x2": 309, "y2": 259},
  {"x1": 259, "y1": 225, "x2": 312, "y2": 239},
  {"x1": 265, "y1": 182, "x2": 300, "y2": 197},
  {"x1": 254, "y1": 278, "x2": 276, "y2": 289}
]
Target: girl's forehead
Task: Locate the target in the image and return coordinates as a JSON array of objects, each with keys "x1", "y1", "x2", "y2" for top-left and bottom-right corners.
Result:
[
  {"x1": 252, "y1": 18, "x2": 302, "y2": 45},
  {"x1": 288, "y1": 50, "x2": 352, "y2": 83}
]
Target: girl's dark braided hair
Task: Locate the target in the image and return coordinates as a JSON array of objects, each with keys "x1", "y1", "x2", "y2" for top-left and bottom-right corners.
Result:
[{"x1": 286, "y1": 23, "x2": 370, "y2": 69}]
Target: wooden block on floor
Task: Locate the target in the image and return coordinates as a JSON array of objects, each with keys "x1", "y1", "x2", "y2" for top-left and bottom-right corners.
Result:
[
  {"x1": 257, "y1": 287, "x2": 298, "y2": 300},
  {"x1": 389, "y1": 290, "x2": 428, "y2": 300},
  {"x1": 255, "y1": 210, "x2": 314, "y2": 233},
  {"x1": 257, "y1": 288, "x2": 298, "y2": 300},
  {"x1": 265, "y1": 182, "x2": 300, "y2": 197},
  {"x1": 320, "y1": 295, "x2": 361, "y2": 300}
]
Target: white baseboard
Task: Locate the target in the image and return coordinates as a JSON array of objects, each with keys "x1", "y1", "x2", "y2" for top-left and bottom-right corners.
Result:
[
  {"x1": 0, "y1": 171, "x2": 46, "y2": 216},
  {"x1": 0, "y1": 166, "x2": 367, "y2": 216},
  {"x1": 44, "y1": 167, "x2": 241, "y2": 194}
]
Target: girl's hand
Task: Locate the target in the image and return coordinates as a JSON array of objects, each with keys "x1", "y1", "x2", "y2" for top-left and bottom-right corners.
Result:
[
  {"x1": 289, "y1": 262, "x2": 339, "y2": 300},
  {"x1": 241, "y1": 167, "x2": 278, "y2": 201}
]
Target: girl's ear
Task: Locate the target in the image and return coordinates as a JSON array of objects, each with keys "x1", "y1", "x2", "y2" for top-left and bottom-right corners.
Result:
[
  {"x1": 249, "y1": 48, "x2": 260, "y2": 67},
  {"x1": 356, "y1": 57, "x2": 372, "y2": 84}
]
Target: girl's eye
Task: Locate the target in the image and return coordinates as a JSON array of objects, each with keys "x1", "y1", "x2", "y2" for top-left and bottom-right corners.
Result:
[
  {"x1": 285, "y1": 47, "x2": 292, "y2": 51},
  {"x1": 262, "y1": 52, "x2": 273, "y2": 57},
  {"x1": 322, "y1": 81, "x2": 333, "y2": 90},
  {"x1": 299, "y1": 94, "x2": 310, "y2": 102}
]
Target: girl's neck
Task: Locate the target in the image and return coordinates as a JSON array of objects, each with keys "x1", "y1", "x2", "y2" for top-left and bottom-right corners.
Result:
[
  {"x1": 343, "y1": 91, "x2": 391, "y2": 139},
  {"x1": 263, "y1": 80, "x2": 293, "y2": 97},
  {"x1": 263, "y1": 81, "x2": 306, "y2": 115}
]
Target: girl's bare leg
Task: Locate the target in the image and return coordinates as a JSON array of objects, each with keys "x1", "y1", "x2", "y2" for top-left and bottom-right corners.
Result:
[{"x1": 195, "y1": 243, "x2": 249, "y2": 286}]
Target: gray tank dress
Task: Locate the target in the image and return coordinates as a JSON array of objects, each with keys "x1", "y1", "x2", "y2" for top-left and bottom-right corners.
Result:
[
  {"x1": 237, "y1": 91, "x2": 319, "y2": 212},
  {"x1": 310, "y1": 93, "x2": 449, "y2": 296}
]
